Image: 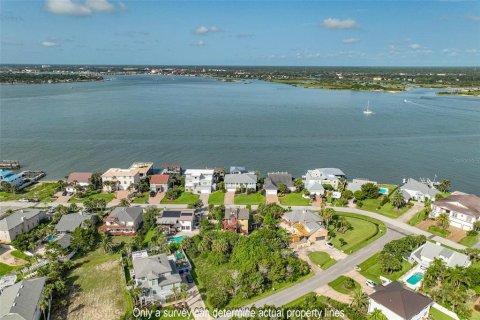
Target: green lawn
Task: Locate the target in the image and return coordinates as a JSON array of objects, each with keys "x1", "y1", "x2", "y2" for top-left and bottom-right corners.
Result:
[
  {"x1": 408, "y1": 209, "x2": 427, "y2": 226},
  {"x1": 10, "y1": 250, "x2": 31, "y2": 262},
  {"x1": 329, "y1": 212, "x2": 386, "y2": 254},
  {"x1": 428, "y1": 225, "x2": 450, "y2": 238},
  {"x1": 132, "y1": 192, "x2": 149, "y2": 204},
  {"x1": 359, "y1": 252, "x2": 413, "y2": 284},
  {"x1": 308, "y1": 252, "x2": 336, "y2": 270},
  {"x1": 0, "y1": 182, "x2": 60, "y2": 202},
  {"x1": 279, "y1": 192, "x2": 310, "y2": 206},
  {"x1": 378, "y1": 184, "x2": 399, "y2": 195},
  {"x1": 328, "y1": 276, "x2": 360, "y2": 294},
  {"x1": 112, "y1": 235, "x2": 135, "y2": 244},
  {"x1": 234, "y1": 193, "x2": 265, "y2": 205},
  {"x1": 429, "y1": 307, "x2": 456, "y2": 320},
  {"x1": 208, "y1": 191, "x2": 225, "y2": 205},
  {"x1": 459, "y1": 234, "x2": 479, "y2": 247},
  {"x1": 69, "y1": 191, "x2": 115, "y2": 203},
  {"x1": 161, "y1": 192, "x2": 199, "y2": 205},
  {"x1": 361, "y1": 198, "x2": 410, "y2": 218},
  {"x1": 0, "y1": 263, "x2": 16, "y2": 276},
  {"x1": 143, "y1": 228, "x2": 155, "y2": 244}
]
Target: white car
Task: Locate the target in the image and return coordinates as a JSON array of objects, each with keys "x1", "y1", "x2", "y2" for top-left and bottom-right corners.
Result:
[
  {"x1": 365, "y1": 280, "x2": 377, "y2": 288},
  {"x1": 325, "y1": 242, "x2": 334, "y2": 249},
  {"x1": 354, "y1": 265, "x2": 361, "y2": 271},
  {"x1": 18, "y1": 198, "x2": 29, "y2": 203}
]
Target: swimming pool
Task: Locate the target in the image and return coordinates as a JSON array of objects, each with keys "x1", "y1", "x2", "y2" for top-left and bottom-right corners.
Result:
[
  {"x1": 406, "y1": 272, "x2": 424, "y2": 285},
  {"x1": 167, "y1": 235, "x2": 187, "y2": 243},
  {"x1": 47, "y1": 235, "x2": 56, "y2": 241},
  {"x1": 379, "y1": 187, "x2": 389, "y2": 195}
]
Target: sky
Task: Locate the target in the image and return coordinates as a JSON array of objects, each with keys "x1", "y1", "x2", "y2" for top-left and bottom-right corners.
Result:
[{"x1": 1, "y1": 0, "x2": 479, "y2": 66}]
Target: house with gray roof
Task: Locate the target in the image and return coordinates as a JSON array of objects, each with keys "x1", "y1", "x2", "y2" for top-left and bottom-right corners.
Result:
[
  {"x1": 303, "y1": 168, "x2": 346, "y2": 192},
  {"x1": 430, "y1": 192, "x2": 480, "y2": 231},
  {"x1": 0, "y1": 277, "x2": 47, "y2": 320},
  {"x1": 224, "y1": 173, "x2": 257, "y2": 192},
  {"x1": 229, "y1": 166, "x2": 248, "y2": 174},
  {"x1": 103, "y1": 206, "x2": 143, "y2": 235},
  {"x1": 55, "y1": 212, "x2": 96, "y2": 234},
  {"x1": 368, "y1": 281, "x2": 433, "y2": 320},
  {"x1": 264, "y1": 172, "x2": 295, "y2": 195},
  {"x1": 132, "y1": 253, "x2": 183, "y2": 304},
  {"x1": 281, "y1": 210, "x2": 328, "y2": 243},
  {"x1": 400, "y1": 178, "x2": 440, "y2": 202},
  {"x1": 347, "y1": 178, "x2": 378, "y2": 193},
  {"x1": 409, "y1": 241, "x2": 470, "y2": 268},
  {"x1": 0, "y1": 209, "x2": 47, "y2": 243}
]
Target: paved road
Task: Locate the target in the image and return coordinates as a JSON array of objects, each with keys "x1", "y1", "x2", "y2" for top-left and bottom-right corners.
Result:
[{"x1": 246, "y1": 227, "x2": 406, "y2": 308}]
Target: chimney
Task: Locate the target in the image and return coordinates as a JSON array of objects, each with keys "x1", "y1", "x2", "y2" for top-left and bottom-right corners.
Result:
[{"x1": 21, "y1": 216, "x2": 25, "y2": 222}]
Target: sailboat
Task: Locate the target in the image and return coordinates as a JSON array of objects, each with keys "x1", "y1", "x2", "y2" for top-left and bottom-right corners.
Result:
[{"x1": 363, "y1": 100, "x2": 374, "y2": 115}]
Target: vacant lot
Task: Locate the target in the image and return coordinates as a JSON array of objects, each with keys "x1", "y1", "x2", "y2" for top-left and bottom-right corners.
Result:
[
  {"x1": 359, "y1": 252, "x2": 413, "y2": 284},
  {"x1": 208, "y1": 191, "x2": 225, "y2": 205},
  {"x1": 234, "y1": 193, "x2": 265, "y2": 205},
  {"x1": 279, "y1": 193, "x2": 310, "y2": 206},
  {"x1": 62, "y1": 249, "x2": 131, "y2": 320},
  {"x1": 308, "y1": 252, "x2": 336, "y2": 270},
  {"x1": 0, "y1": 182, "x2": 59, "y2": 202},
  {"x1": 161, "y1": 192, "x2": 199, "y2": 205}
]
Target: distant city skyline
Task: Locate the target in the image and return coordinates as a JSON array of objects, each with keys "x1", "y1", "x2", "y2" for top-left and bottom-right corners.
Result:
[{"x1": 1, "y1": 0, "x2": 479, "y2": 66}]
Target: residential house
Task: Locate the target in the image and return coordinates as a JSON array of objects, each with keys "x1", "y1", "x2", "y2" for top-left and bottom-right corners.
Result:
[
  {"x1": 101, "y1": 162, "x2": 153, "y2": 191},
  {"x1": 103, "y1": 206, "x2": 143, "y2": 235},
  {"x1": 264, "y1": 172, "x2": 295, "y2": 195},
  {"x1": 347, "y1": 178, "x2": 378, "y2": 193},
  {"x1": 150, "y1": 174, "x2": 170, "y2": 193},
  {"x1": 400, "y1": 178, "x2": 440, "y2": 202},
  {"x1": 409, "y1": 241, "x2": 470, "y2": 268},
  {"x1": 132, "y1": 252, "x2": 183, "y2": 304},
  {"x1": 66, "y1": 172, "x2": 92, "y2": 193},
  {"x1": 280, "y1": 210, "x2": 328, "y2": 243},
  {"x1": 303, "y1": 168, "x2": 346, "y2": 191},
  {"x1": 229, "y1": 166, "x2": 248, "y2": 174},
  {"x1": 53, "y1": 212, "x2": 97, "y2": 250},
  {"x1": 0, "y1": 169, "x2": 24, "y2": 188},
  {"x1": 0, "y1": 277, "x2": 48, "y2": 320},
  {"x1": 430, "y1": 192, "x2": 480, "y2": 231},
  {"x1": 224, "y1": 173, "x2": 257, "y2": 192},
  {"x1": 223, "y1": 207, "x2": 250, "y2": 234},
  {"x1": 184, "y1": 169, "x2": 215, "y2": 194},
  {"x1": 368, "y1": 281, "x2": 433, "y2": 320},
  {"x1": 156, "y1": 209, "x2": 196, "y2": 234},
  {"x1": 0, "y1": 209, "x2": 47, "y2": 243},
  {"x1": 160, "y1": 164, "x2": 183, "y2": 176}
]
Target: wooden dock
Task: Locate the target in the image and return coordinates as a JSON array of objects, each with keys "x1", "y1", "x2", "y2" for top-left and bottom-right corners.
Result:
[{"x1": 0, "y1": 160, "x2": 20, "y2": 169}]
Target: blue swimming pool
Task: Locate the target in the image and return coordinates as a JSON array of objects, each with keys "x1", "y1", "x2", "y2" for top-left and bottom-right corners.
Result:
[
  {"x1": 167, "y1": 235, "x2": 187, "y2": 243},
  {"x1": 406, "y1": 272, "x2": 424, "y2": 285},
  {"x1": 47, "y1": 235, "x2": 56, "y2": 241},
  {"x1": 379, "y1": 187, "x2": 389, "y2": 195}
]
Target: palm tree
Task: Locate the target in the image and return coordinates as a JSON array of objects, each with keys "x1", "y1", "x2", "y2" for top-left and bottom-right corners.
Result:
[
  {"x1": 436, "y1": 212, "x2": 450, "y2": 230},
  {"x1": 180, "y1": 283, "x2": 189, "y2": 308},
  {"x1": 320, "y1": 208, "x2": 335, "y2": 229},
  {"x1": 350, "y1": 288, "x2": 369, "y2": 314},
  {"x1": 69, "y1": 203, "x2": 79, "y2": 213},
  {"x1": 39, "y1": 295, "x2": 49, "y2": 320},
  {"x1": 368, "y1": 308, "x2": 387, "y2": 320},
  {"x1": 172, "y1": 285, "x2": 181, "y2": 305},
  {"x1": 119, "y1": 198, "x2": 130, "y2": 207},
  {"x1": 391, "y1": 190, "x2": 405, "y2": 210},
  {"x1": 101, "y1": 234, "x2": 113, "y2": 253},
  {"x1": 438, "y1": 179, "x2": 451, "y2": 193}
]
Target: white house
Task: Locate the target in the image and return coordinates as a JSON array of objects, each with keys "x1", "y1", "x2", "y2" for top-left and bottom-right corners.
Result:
[
  {"x1": 347, "y1": 178, "x2": 378, "y2": 193},
  {"x1": 0, "y1": 209, "x2": 47, "y2": 243},
  {"x1": 149, "y1": 174, "x2": 170, "y2": 193},
  {"x1": 409, "y1": 241, "x2": 470, "y2": 268},
  {"x1": 224, "y1": 173, "x2": 257, "y2": 192},
  {"x1": 430, "y1": 192, "x2": 480, "y2": 231},
  {"x1": 156, "y1": 209, "x2": 196, "y2": 234},
  {"x1": 103, "y1": 206, "x2": 143, "y2": 235},
  {"x1": 66, "y1": 172, "x2": 92, "y2": 193},
  {"x1": 184, "y1": 169, "x2": 215, "y2": 194},
  {"x1": 101, "y1": 162, "x2": 153, "y2": 191},
  {"x1": 368, "y1": 282, "x2": 433, "y2": 320},
  {"x1": 303, "y1": 168, "x2": 346, "y2": 191},
  {"x1": 400, "y1": 178, "x2": 440, "y2": 202}
]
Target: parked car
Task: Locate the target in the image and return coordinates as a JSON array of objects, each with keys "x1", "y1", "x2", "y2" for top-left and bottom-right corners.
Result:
[
  {"x1": 354, "y1": 265, "x2": 361, "y2": 271},
  {"x1": 325, "y1": 242, "x2": 334, "y2": 249},
  {"x1": 18, "y1": 198, "x2": 29, "y2": 203},
  {"x1": 365, "y1": 280, "x2": 377, "y2": 288},
  {"x1": 186, "y1": 274, "x2": 194, "y2": 283}
]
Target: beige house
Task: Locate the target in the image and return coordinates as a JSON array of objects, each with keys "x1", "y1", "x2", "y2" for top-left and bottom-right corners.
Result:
[
  {"x1": 431, "y1": 191, "x2": 480, "y2": 231},
  {"x1": 281, "y1": 210, "x2": 328, "y2": 243},
  {"x1": 0, "y1": 209, "x2": 47, "y2": 243},
  {"x1": 101, "y1": 162, "x2": 153, "y2": 191}
]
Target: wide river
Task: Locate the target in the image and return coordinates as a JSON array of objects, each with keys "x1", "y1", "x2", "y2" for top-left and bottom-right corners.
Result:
[{"x1": 1, "y1": 75, "x2": 479, "y2": 193}]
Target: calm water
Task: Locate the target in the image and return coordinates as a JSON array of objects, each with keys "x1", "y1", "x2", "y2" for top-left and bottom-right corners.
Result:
[{"x1": 1, "y1": 76, "x2": 479, "y2": 193}]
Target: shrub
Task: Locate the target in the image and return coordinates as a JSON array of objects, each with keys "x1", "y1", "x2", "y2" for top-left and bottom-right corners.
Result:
[
  {"x1": 354, "y1": 190, "x2": 366, "y2": 200},
  {"x1": 356, "y1": 200, "x2": 363, "y2": 208}
]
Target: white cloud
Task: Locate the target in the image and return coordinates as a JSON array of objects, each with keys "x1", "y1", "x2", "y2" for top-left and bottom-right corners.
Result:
[
  {"x1": 442, "y1": 48, "x2": 459, "y2": 56},
  {"x1": 41, "y1": 40, "x2": 58, "y2": 47},
  {"x1": 465, "y1": 48, "x2": 479, "y2": 54},
  {"x1": 342, "y1": 38, "x2": 360, "y2": 44},
  {"x1": 321, "y1": 18, "x2": 359, "y2": 29},
  {"x1": 194, "y1": 25, "x2": 221, "y2": 35},
  {"x1": 191, "y1": 40, "x2": 205, "y2": 47},
  {"x1": 45, "y1": 0, "x2": 119, "y2": 16},
  {"x1": 409, "y1": 43, "x2": 421, "y2": 49}
]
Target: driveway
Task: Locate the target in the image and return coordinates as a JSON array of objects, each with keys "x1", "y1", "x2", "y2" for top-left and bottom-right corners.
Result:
[
  {"x1": 185, "y1": 274, "x2": 212, "y2": 320},
  {"x1": 148, "y1": 192, "x2": 165, "y2": 205},
  {"x1": 224, "y1": 191, "x2": 235, "y2": 206},
  {"x1": 55, "y1": 194, "x2": 72, "y2": 204},
  {"x1": 200, "y1": 193, "x2": 210, "y2": 208},
  {"x1": 398, "y1": 202, "x2": 423, "y2": 223},
  {"x1": 109, "y1": 190, "x2": 130, "y2": 206},
  {"x1": 295, "y1": 240, "x2": 347, "y2": 269},
  {"x1": 345, "y1": 270, "x2": 375, "y2": 295},
  {"x1": 315, "y1": 285, "x2": 351, "y2": 304},
  {"x1": 266, "y1": 194, "x2": 279, "y2": 204}
]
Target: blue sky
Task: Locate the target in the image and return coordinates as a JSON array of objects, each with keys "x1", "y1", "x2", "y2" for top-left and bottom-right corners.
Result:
[{"x1": 1, "y1": 0, "x2": 479, "y2": 66}]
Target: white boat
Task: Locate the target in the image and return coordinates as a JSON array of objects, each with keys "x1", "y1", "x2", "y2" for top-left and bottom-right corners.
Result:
[
  {"x1": 404, "y1": 99, "x2": 408, "y2": 103},
  {"x1": 363, "y1": 100, "x2": 374, "y2": 115}
]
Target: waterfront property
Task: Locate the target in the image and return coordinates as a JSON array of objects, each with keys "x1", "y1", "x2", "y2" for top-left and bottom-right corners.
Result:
[
  {"x1": 0, "y1": 277, "x2": 48, "y2": 320},
  {"x1": 303, "y1": 168, "x2": 346, "y2": 191},
  {"x1": 400, "y1": 178, "x2": 440, "y2": 202},
  {"x1": 430, "y1": 191, "x2": 480, "y2": 231},
  {"x1": 53, "y1": 212, "x2": 97, "y2": 249},
  {"x1": 131, "y1": 251, "x2": 183, "y2": 304},
  {"x1": 0, "y1": 209, "x2": 47, "y2": 243},
  {"x1": 101, "y1": 162, "x2": 153, "y2": 191},
  {"x1": 264, "y1": 172, "x2": 295, "y2": 195},
  {"x1": 368, "y1": 281, "x2": 433, "y2": 320},
  {"x1": 229, "y1": 166, "x2": 248, "y2": 174},
  {"x1": 103, "y1": 206, "x2": 143, "y2": 235},
  {"x1": 347, "y1": 178, "x2": 378, "y2": 193},
  {"x1": 280, "y1": 210, "x2": 327, "y2": 244},
  {"x1": 408, "y1": 241, "x2": 470, "y2": 268},
  {"x1": 223, "y1": 207, "x2": 250, "y2": 234},
  {"x1": 66, "y1": 172, "x2": 92, "y2": 193},
  {"x1": 0, "y1": 169, "x2": 24, "y2": 188},
  {"x1": 149, "y1": 174, "x2": 170, "y2": 193},
  {"x1": 224, "y1": 173, "x2": 257, "y2": 192},
  {"x1": 184, "y1": 169, "x2": 215, "y2": 194},
  {"x1": 156, "y1": 209, "x2": 196, "y2": 234}
]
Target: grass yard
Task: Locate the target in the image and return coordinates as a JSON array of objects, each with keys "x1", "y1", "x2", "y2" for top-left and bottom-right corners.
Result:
[
  {"x1": 429, "y1": 307, "x2": 456, "y2": 320},
  {"x1": 428, "y1": 225, "x2": 450, "y2": 238},
  {"x1": 359, "y1": 252, "x2": 413, "y2": 284},
  {"x1": 279, "y1": 192, "x2": 310, "y2": 206},
  {"x1": 60, "y1": 249, "x2": 132, "y2": 320},
  {"x1": 459, "y1": 234, "x2": 478, "y2": 247},
  {"x1": 0, "y1": 182, "x2": 60, "y2": 202},
  {"x1": 0, "y1": 262, "x2": 16, "y2": 276},
  {"x1": 408, "y1": 209, "x2": 427, "y2": 226},
  {"x1": 143, "y1": 228, "x2": 155, "y2": 244},
  {"x1": 329, "y1": 212, "x2": 386, "y2": 254},
  {"x1": 360, "y1": 198, "x2": 410, "y2": 218},
  {"x1": 69, "y1": 191, "x2": 115, "y2": 203},
  {"x1": 308, "y1": 252, "x2": 336, "y2": 270},
  {"x1": 328, "y1": 276, "x2": 360, "y2": 294},
  {"x1": 132, "y1": 192, "x2": 149, "y2": 204},
  {"x1": 234, "y1": 193, "x2": 265, "y2": 205},
  {"x1": 112, "y1": 235, "x2": 135, "y2": 244},
  {"x1": 161, "y1": 192, "x2": 199, "y2": 205},
  {"x1": 208, "y1": 191, "x2": 225, "y2": 205},
  {"x1": 10, "y1": 250, "x2": 32, "y2": 262}
]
